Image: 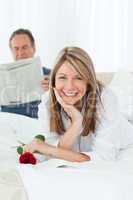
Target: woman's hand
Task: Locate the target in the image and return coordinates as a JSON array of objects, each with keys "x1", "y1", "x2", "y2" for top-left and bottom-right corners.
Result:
[
  {"x1": 54, "y1": 88, "x2": 83, "y2": 149},
  {"x1": 24, "y1": 138, "x2": 45, "y2": 153},
  {"x1": 25, "y1": 138, "x2": 90, "y2": 162},
  {"x1": 54, "y1": 88, "x2": 83, "y2": 125}
]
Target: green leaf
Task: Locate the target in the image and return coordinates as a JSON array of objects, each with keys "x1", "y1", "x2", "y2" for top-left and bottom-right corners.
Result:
[
  {"x1": 17, "y1": 146, "x2": 23, "y2": 155},
  {"x1": 35, "y1": 134, "x2": 45, "y2": 142}
]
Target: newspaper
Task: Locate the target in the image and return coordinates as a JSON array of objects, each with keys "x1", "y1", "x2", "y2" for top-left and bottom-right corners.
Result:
[{"x1": 0, "y1": 57, "x2": 44, "y2": 105}]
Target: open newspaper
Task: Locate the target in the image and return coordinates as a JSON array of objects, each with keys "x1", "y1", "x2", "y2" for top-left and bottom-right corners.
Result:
[{"x1": 0, "y1": 57, "x2": 44, "y2": 105}]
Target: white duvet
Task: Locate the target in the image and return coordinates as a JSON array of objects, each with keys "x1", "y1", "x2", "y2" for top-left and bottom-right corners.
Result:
[
  {"x1": 18, "y1": 156, "x2": 133, "y2": 200},
  {"x1": 0, "y1": 112, "x2": 133, "y2": 200},
  {"x1": 0, "y1": 112, "x2": 43, "y2": 200}
]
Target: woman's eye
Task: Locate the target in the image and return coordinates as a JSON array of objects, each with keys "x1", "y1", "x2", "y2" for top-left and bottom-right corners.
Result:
[
  {"x1": 75, "y1": 76, "x2": 82, "y2": 80},
  {"x1": 58, "y1": 76, "x2": 66, "y2": 80}
]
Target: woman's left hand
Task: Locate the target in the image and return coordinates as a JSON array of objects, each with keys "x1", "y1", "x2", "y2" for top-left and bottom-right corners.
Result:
[
  {"x1": 54, "y1": 88, "x2": 83, "y2": 125},
  {"x1": 24, "y1": 138, "x2": 44, "y2": 153}
]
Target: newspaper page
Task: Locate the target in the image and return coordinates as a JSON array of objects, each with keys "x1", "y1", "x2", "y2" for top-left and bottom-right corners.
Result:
[{"x1": 0, "y1": 57, "x2": 44, "y2": 105}]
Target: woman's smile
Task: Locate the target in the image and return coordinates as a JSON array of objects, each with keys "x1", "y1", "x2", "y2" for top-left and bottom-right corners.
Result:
[{"x1": 55, "y1": 61, "x2": 87, "y2": 105}]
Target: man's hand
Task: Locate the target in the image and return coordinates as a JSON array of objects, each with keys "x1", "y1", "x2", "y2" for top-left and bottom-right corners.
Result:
[{"x1": 41, "y1": 75, "x2": 50, "y2": 91}]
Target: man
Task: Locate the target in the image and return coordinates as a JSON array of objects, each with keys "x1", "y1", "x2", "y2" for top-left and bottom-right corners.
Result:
[{"x1": 1, "y1": 28, "x2": 51, "y2": 118}]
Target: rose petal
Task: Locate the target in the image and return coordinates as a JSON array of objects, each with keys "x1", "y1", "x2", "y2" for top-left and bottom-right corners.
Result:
[{"x1": 19, "y1": 152, "x2": 37, "y2": 165}]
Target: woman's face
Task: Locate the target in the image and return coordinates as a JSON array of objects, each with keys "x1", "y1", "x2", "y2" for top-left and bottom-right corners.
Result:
[{"x1": 55, "y1": 61, "x2": 87, "y2": 105}]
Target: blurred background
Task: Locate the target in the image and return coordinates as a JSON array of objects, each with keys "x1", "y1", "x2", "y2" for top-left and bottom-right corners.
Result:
[{"x1": 0, "y1": 0, "x2": 132, "y2": 71}]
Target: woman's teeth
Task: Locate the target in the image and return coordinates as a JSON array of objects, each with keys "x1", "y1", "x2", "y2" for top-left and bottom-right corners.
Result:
[{"x1": 63, "y1": 92, "x2": 77, "y2": 96}]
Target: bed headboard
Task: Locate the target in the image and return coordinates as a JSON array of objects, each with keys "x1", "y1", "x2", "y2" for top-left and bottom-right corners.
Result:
[{"x1": 96, "y1": 72, "x2": 114, "y2": 85}]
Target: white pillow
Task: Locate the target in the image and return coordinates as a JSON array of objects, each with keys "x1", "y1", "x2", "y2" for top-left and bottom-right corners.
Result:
[
  {"x1": 109, "y1": 70, "x2": 133, "y2": 121},
  {"x1": 0, "y1": 121, "x2": 18, "y2": 148},
  {"x1": 0, "y1": 112, "x2": 44, "y2": 143}
]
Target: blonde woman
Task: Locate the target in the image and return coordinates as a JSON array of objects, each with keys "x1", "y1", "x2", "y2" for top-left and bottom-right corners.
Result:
[{"x1": 26, "y1": 47, "x2": 133, "y2": 162}]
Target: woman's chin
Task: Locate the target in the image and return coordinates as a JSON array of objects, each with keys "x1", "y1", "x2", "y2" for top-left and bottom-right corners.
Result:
[{"x1": 62, "y1": 98, "x2": 77, "y2": 105}]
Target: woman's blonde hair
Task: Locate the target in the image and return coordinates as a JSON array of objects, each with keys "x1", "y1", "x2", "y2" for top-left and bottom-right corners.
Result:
[{"x1": 49, "y1": 47, "x2": 103, "y2": 136}]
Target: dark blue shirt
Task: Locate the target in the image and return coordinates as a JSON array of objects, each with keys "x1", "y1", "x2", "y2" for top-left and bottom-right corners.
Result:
[
  {"x1": 1, "y1": 67, "x2": 51, "y2": 118},
  {"x1": 42, "y1": 67, "x2": 51, "y2": 75}
]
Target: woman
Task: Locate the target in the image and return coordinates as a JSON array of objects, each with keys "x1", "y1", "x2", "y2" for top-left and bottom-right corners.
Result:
[{"x1": 26, "y1": 47, "x2": 133, "y2": 162}]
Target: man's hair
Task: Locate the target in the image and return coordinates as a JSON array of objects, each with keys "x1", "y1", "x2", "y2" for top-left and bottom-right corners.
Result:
[{"x1": 9, "y1": 28, "x2": 35, "y2": 48}]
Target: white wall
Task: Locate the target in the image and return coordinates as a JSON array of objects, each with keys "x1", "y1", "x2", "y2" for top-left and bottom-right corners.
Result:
[{"x1": 0, "y1": 0, "x2": 132, "y2": 72}]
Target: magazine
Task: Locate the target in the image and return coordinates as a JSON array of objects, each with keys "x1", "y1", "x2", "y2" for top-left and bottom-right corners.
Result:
[{"x1": 0, "y1": 57, "x2": 44, "y2": 105}]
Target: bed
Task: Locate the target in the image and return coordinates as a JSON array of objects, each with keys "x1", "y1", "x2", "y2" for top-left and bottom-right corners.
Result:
[
  {"x1": 0, "y1": 112, "x2": 43, "y2": 200},
  {"x1": 1, "y1": 71, "x2": 133, "y2": 200}
]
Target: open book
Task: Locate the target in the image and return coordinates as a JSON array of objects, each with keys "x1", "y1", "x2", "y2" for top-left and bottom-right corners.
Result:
[{"x1": 0, "y1": 57, "x2": 44, "y2": 105}]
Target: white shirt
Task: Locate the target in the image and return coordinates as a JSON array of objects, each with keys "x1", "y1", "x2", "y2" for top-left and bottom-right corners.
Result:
[{"x1": 38, "y1": 89, "x2": 133, "y2": 161}]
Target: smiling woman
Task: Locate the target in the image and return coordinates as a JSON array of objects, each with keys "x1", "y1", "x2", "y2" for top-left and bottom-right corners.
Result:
[
  {"x1": 25, "y1": 46, "x2": 133, "y2": 163},
  {"x1": 55, "y1": 61, "x2": 87, "y2": 105}
]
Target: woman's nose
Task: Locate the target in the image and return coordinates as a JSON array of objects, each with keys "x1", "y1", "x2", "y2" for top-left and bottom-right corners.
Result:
[{"x1": 66, "y1": 79, "x2": 75, "y2": 89}]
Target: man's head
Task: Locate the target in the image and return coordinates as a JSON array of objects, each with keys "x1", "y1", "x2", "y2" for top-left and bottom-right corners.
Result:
[{"x1": 9, "y1": 28, "x2": 36, "y2": 60}]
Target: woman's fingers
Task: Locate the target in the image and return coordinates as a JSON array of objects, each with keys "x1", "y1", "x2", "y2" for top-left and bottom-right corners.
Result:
[
  {"x1": 53, "y1": 88, "x2": 83, "y2": 122},
  {"x1": 54, "y1": 88, "x2": 66, "y2": 107},
  {"x1": 23, "y1": 139, "x2": 39, "y2": 153},
  {"x1": 54, "y1": 88, "x2": 74, "y2": 109}
]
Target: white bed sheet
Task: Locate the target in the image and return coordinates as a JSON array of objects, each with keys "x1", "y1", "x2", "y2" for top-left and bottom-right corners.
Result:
[
  {"x1": 0, "y1": 112, "x2": 133, "y2": 200},
  {"x1": 0, "y1": 112, "x2": 43, "y2": 200},
  {"x1": 18, "y1": 156, "x2": 133, "y2": 200}
]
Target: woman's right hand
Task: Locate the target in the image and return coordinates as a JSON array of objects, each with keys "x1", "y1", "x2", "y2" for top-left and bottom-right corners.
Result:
[
  {"x1": 54, "y1": 88, "x2": 83, "y2": 126},
  {"x1": 54, "y1": 88, "x2": 83, "y2": 149}
]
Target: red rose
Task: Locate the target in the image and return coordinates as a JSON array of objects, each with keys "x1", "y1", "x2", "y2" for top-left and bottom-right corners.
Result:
[{"x1": 19, "y1": 152, "x2": 37, "y2": 165}]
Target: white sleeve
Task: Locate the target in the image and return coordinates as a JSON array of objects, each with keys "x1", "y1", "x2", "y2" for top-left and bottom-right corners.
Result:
[
  {"x1": 83, "y1": 88, "x2": 133, "y2": 161},
  {"x1": 38, "y1": 91, "x2": 60, "y2": 147}
]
